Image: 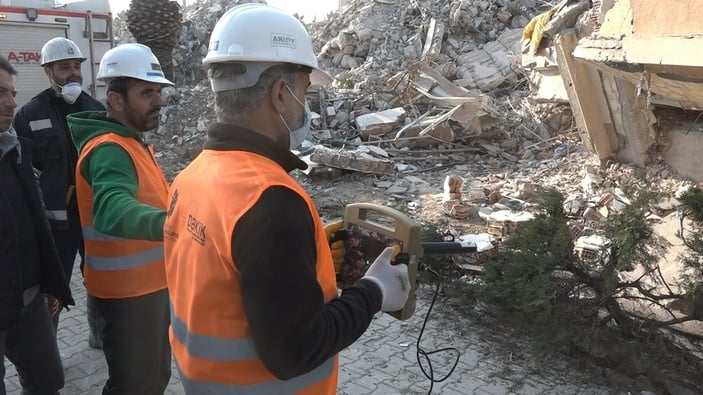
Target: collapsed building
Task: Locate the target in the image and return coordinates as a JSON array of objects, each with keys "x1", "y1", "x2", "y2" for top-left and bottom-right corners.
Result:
[
  {"x1": 523, "y1": 0, "x2": 703, "y2": 180},
  {"x1": 112, "y1": 0, "x2": 553, "y2": 178},
  {"x1": 123, "y1": 0, "x2": 703, "y2": 184},
  {"x1": 110, "y1": 0, "x2": 699, "y2": 239},
  {"x1": 110, "y1": 0, "x2": 702, "y2": 272},
  {"x1": 109, "y1": 1, "x2": 703, "y2": 252}
]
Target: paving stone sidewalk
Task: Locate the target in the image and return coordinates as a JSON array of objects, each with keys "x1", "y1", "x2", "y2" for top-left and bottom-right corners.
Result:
[{"x1": 5, "y1": 264, "x2": 646, "y2": 394}]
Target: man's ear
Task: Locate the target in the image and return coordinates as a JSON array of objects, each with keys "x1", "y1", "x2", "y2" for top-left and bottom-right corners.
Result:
[
  {"x1": 106, "y1": 91, "x2": 124, "y2": 112},
  {"x1": 270, "y1": 78, "x2": 288, "y2": 114},
  {"x1": 43, "y1": 66, "x2": 53, "y2": 80}
]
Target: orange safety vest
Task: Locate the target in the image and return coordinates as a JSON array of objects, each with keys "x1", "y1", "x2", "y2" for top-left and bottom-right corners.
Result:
[
  {"x1": 75, "y1": 133, "x2": 168, "y2": 299},
  {"x1": 164, "y1": 150, "x2": 339, "y2": 395}
]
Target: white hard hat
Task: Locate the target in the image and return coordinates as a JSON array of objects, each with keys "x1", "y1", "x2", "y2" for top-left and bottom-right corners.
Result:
[
  {"x1": 41, "y1": 37, "x2": 86, "y2": 66},
  {"x1": 203, "y1": 4, "x2": 332, "y2": 90},
  {"x1": 97, "y1": 43, "x2": 174, "y2": 86}
]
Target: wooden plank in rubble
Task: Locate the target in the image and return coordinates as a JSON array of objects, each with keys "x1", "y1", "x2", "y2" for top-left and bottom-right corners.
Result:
[
  {"x1": 422, "y1": 18, "x2": 445, "y2": 60},
  {"x1": 416, "y1": 61, "x2": 471, "y2": 99},
  {"x1": 554, "y1": 29, "x2": 615, "y2": 161}
]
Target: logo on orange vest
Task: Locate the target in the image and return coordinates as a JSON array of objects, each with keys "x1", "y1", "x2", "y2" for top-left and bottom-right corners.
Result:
[{"x1": 187, "y1": 214, "x2": 206, "y2": 245}]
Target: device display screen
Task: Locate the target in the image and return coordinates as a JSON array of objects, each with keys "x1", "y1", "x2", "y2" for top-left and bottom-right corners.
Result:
[{"x1": 337, "y1": 223, "x2": 404, "y2": 287}]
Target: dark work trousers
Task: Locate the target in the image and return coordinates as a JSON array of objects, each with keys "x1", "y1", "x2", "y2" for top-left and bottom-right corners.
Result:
[
  {"x1": 94, "y1": 289, "x2": 171, "y2": 395},
  {"x1": 0, "y1": 293, "x2": 64, "y2": 395},
  {"x1": 86, "y1": 293, "x2": 105, "y2": 349}
]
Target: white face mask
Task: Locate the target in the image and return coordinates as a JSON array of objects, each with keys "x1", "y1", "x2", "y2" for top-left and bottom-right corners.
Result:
[
  {"x1": 57, "y1": 82, "x2": 82, "y2": 104},
  {"x1": 279, "y1": 84, "x2": 311, "y2": 150},
  {"x1": 289, "y1": 103, "x2": 311, "y2": 150}
]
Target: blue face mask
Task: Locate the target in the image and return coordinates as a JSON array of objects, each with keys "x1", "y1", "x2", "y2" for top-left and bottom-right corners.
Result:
[{"x1": 280, "y1": 84, "x2": 311, "y2": 150}]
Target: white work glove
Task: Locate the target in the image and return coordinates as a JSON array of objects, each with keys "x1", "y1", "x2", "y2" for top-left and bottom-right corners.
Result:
[{"x1": 362, "y1": 247, "x2": 410, "y2": 312}]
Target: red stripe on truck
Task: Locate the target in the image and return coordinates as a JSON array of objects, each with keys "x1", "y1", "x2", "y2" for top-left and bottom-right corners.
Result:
[{"x1": 0, "y1": 6, "x2": 110, "y2": 19}]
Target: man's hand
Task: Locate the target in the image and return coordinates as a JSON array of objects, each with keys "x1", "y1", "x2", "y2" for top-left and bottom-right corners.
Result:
[
  {"x1": 323, "y1": 220, "x2": 345, "y2": 271},
  {"x1": 46, "y1": 294, "x2": 63, "y2": 317},
  {"x1": 363, "y1": 247, "x2": 410, "y2": 312}
]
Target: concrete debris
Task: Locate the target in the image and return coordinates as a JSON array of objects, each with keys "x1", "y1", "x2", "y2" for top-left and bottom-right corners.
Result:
[
  {"x1": 454, "y1": 28, "x2": 523, "y2": 91},
  {"x1": 574, "y1": 234, "x2": 612, "y2": 264},
  {"x1": 521, "y1": 0, "x2": 703, "y2": 181},
  {"x1": 112, "y1": 0, "x2": 703, "y2": 191},
  {"x1": 307, "y1": 144, "x2": 395, "y2": 174},
  {"x1": 542, "y1": 0, "x2": 590, "y2": 38},
  {"x1": 113, "y1": 0, "x2": 699, "y2": 257},
  {"x1": 355, "y1": 107, "x2": 406, "y2": 138},
  {"x1": 455, "y1": 232, "x2": 499, "y2": 268},
  {"x1": 112, "y1": 0, "x2": 569, "y2": 182},
  {"x1": 486, "y1": 209, "x2": 534, "y2": 238}
]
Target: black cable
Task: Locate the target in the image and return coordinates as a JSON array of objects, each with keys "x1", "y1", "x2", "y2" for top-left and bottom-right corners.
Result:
[{"x1": 415, "y1": 265, "x2": 461, "y2": 395}]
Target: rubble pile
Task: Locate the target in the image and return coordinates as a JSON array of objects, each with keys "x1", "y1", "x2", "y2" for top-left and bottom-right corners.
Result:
[
  {"x1": 113, "y1": 0, "x2": 577, "y2": 181},
  {"x1": 111, "y1": 0, "x2": 696, "y2": 250},
  {"x1": 111, "y1": 0, "x2": 695, "y2": 242},
  {"x1": 314, "y1": 0, "x2": 537, "y2": 93}
]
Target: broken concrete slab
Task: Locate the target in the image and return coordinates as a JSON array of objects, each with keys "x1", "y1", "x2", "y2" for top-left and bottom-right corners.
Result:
[
  {"x1": 454, "y1": 28, "x2": 523, "y2": 92},
  {"x1": 664, "y1": 126, "x2": 703, "y2": 181},
  {"x1": 527, "y1": 69, "x2": 569, "y2": 103},
  {"x1": 309, "y1": 145, "x2": 395, "y2": 174},
  {"x1": 355, "y1": 107, "x2": 407, "y2": 138}
]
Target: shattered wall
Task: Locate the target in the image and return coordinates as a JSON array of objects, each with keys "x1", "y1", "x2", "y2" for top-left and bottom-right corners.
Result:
[
  {"x1": 564, "y1": 0, "x2": 703, "y2": 178},
  {"x1": 630, "y1": 0, "x2": 703, "y2": 37}
]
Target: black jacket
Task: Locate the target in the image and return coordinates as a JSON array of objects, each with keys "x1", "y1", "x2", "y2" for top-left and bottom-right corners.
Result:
[
  {"x1": 13, "y1": 88, "x2": 105, "y2": 227},
  {"x1": 0, "y1": 136, "x2": 75, "y2": 330}
]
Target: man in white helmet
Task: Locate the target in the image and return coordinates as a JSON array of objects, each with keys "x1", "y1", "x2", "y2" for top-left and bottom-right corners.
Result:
[
  {"x1": 163, "y1": 5, "x2": 410, "y2": 394},
  {"x1": 12, "y1": 37, "x2": 105, "y2": 346},
  {"x1": 67, "y1": 43, "x2": 173, "y2": 394}
]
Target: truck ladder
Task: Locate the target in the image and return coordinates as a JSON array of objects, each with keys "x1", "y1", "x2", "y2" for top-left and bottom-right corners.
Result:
[{"x1": 84, "y1": 10, "x2": 113, "y2": 98}]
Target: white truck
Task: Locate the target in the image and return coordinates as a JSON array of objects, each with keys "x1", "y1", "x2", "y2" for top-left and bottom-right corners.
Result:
[{"x1": 0, "y1": 0, "x2": 113, "y2": 108}]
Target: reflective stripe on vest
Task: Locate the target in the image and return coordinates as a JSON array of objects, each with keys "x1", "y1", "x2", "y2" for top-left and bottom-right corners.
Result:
[
  {"x1": 171, "y1": 310, "x2": 335, "y2": 394},
  {"x1": 29, "y1": 118, "x2": 52, "y2": 131},
  {"x1": 82, "y1": 225, "x2": 123, "y2": 241},
  {"x1": 171, "y1": 305, "x2": 257, "y2": 360},
  {"x1": 46, "y1": 209, "x2": 67, "y2": 221},
  {"x1": 85, "y1": 246, "x2": 164, "y2": 271},
  {"x1": 83, "y1": 225, "x2": 165, "y2": 271},
  {"x1": 176, "y1": 358, "x2": 336, "y2": 395}
]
